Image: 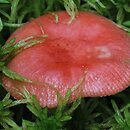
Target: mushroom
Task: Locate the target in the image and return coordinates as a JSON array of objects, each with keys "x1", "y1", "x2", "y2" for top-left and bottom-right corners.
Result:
[{"x1": 2, "y1": 11, "x2": 130, "y2": 108}]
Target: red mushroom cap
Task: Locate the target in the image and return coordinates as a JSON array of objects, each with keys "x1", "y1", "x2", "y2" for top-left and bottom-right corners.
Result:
[{"x1": 2, "y1": 11, "x2": 130, "y2": 108}]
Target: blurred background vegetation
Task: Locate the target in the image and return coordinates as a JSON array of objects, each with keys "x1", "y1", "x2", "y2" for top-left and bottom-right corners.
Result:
[{"x1": 0, "y1": 0, "x2": 130, "y2": 130}]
